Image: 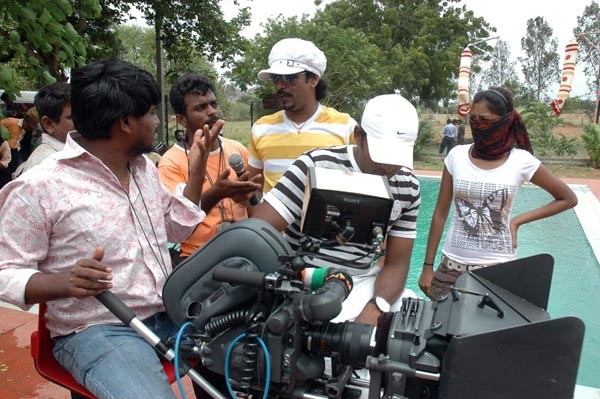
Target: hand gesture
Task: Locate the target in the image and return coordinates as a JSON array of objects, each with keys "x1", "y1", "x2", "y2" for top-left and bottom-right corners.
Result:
[
  {"x1": 66, "y1": 247, "x2": 113, "y2": 299},
  {"x1": 210, "y1": 168, "x2": 262, "y2": 204},
  {"x1": 188, "y1": 120, "x2": 225, "y2": 183}
]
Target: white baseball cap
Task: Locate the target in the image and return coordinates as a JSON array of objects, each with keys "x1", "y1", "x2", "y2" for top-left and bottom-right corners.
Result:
[
  {"x1": 257, "y1": 38, "x2": 327, "y2": 81},
  {"x1": 361, "y1": 94, "x2": 419, "y2": 169}
]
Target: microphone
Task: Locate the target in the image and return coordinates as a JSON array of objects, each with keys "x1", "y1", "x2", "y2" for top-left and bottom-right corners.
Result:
[{"x1": 228, "y1": 153, "x2": 260, "y2": 206}]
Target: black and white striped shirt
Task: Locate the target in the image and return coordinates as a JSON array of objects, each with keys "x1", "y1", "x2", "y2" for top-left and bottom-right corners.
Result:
[{"x1": 264, "y1": 145, "x2": 420, "y2": 274}]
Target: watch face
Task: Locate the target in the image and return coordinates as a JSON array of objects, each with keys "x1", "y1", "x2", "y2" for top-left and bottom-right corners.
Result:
[{"x1": 375, "y1": 296, "x2": 391, "y2": 313}]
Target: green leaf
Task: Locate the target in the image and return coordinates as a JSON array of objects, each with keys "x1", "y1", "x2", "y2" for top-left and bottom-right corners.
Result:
[
  {"x1": 18, "y1": 7, "x2": 37, "y2": 22},
  {"x1": 42, "y1": 70, "x2": 57, "y2": 84},
  {"x1": 0, "y1": 126, "x2": 11, "y2": 141},
  {"x1": 0, "y1": 65, "x2": 13, "y2": 82},
  {"x1": 39, "y1": 8, "x2": 53, "y2": 25}
]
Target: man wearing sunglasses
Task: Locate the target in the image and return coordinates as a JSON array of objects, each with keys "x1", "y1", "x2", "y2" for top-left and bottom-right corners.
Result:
[{"x1": 249, "y1": 38, "x2": 357, "y2": 193}]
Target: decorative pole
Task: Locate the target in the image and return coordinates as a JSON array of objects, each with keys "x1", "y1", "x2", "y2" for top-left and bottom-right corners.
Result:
[
  {"x1": 457, "y1": 47, "x2": 473, "y2": 117},
  {"x1": 458, "y1": 36, "x2": 499, "y2": 117},
  {"x1": 550, "y1": 38, "x2": 579, "y2": 116}
]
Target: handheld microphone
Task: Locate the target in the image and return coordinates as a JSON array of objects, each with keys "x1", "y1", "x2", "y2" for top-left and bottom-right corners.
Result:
[{"x1": 228, "y1": 153, "x2": 260, "y2": 206}]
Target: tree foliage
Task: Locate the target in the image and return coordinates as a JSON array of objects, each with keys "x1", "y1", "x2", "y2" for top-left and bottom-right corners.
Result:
[
  {"x1": 115, "y1": 25, "x2": 217, "y2": 85},
  {"x1": 230, "y1": 0, "x2": 494, "y2": 113},
  {"x1": 519, "y1": 17, "x2": 560, "y2": 102},
  {"x1": 131, "y1": 0, "x2": 250, "y2": 69},
  {"x1": 480, "y1": 40, "x2": 518, "y2": 88},
  {"x1": 311, "y1": 0, "x2": 493, "y2": 105},
  {"x1": 573, "y1": 1, "x2": 600, "y2": 99},
  {"x1": 0, "y1": 1, "x2": 250, "y2": 97},
  {"x1": 229, "y1": 16, "x2": 390, "y2": 117},
  {"x1": 0, "y1": 0, "x2": 105, "y2": 96}
]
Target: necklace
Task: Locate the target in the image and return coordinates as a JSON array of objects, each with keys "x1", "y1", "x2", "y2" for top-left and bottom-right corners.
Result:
[{"x1": 122, "y1": 163, "x2": 169, "y2": 278}]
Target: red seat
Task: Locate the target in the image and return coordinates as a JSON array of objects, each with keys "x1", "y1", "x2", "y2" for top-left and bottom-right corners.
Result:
[{"x1": 30, "y1": 303, "x2": 179, "y2": 399}]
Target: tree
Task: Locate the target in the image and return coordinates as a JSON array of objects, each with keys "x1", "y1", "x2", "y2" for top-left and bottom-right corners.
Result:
[
  {"x1": 115, "y1": 25, "x2": 217, "y2": 85},
  {"x1": 115, "y1": 25, "x2": 157, "y2": 73},
  {"x1": 519, "y1": 17, "x2": 560, "y2": 102},
  {"x1": 229, "y1": 16, "x2": 390, "y2": 117},
  {"x1": 311, "y1": 0, "x2": 494, "y2": 105},
  {"x1": 0, "y1": 0, "x2": 103, "y2": 96},
  {"x1": 574, "y1": 1, "x2": 600, "y2": 123},
  {"x1": 132, "y1": 0, "x2": 250, "y2": 69},
  {"x1": 573, "y1": 1, "x2": 600, "y2": 99},
  {"x1": 0, "y1": 1, "x2": 250, "y2": 97},
  {"x1": 480, "y1": 40, "x2": 518, "y2": 88}
]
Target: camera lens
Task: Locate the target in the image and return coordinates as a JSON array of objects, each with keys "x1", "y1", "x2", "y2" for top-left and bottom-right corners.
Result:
[{"x1": 304, "y1": 321, "x2": 376, "y2": 368}]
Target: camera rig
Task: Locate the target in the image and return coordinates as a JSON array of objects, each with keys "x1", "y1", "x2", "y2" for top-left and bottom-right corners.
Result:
[{"x1": 98, "y1": 219, "x2": 585, "y2": 399}]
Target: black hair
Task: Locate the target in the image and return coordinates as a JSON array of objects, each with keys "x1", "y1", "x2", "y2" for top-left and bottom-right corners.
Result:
[
  {"x1": 446, "y1": 118, "x2": 452, "y2": 124},
  {"x1": 34, "y1": 82, "x2": 70, "y2": 132},
  {"x1": 305, "y1": 71, "x2": 329, "y2": 101},
  {"x1": 472, "y1": 86, "x2": 513, "y2": 116},
  {"x1": 70, "y1": 59, "x2": 160, "y2": 140},
  {"x1": 169, "y1": 74, "x2": 217, "y2": 115}
]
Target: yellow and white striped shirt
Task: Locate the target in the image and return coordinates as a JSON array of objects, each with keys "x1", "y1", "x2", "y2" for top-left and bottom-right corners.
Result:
[{"x1": 248, "y1": 104, "x2": 357, "y2": 193}]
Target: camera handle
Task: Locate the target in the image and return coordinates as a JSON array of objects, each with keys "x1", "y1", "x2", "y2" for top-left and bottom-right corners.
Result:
[{"x1": 95, "y1": 291, "x2": 227, "y2": 399}]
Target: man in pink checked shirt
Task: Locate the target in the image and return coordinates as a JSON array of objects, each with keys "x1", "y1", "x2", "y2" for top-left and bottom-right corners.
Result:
[{"x1": 0, "y1": 59, "x2": 218, "y2": 399}]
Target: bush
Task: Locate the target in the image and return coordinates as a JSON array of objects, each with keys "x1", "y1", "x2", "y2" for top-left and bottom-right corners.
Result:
[
  {"x1": 415, "y1": 118, "x2": 435, "y2": 155},
  {"x1": 553, "y1": 134, "x2": 578, "y2": 157},
  {"x1": 582, "y1": 124, "x2": 600, "y2": 169},
  {"x1": 522, "y1": 101, "x2": 578, "y2": 157}
]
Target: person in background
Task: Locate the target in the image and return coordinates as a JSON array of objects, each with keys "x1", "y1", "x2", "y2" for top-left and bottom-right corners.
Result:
[
  {"x1": 419, "y1": 87, "x2": 577, "y2": 300},
  {"x1": 18, "y1": 106, "x2": 38, "y2": 162},
  {"x1": 248, "y1": 38, "x2": 357, "y2": 193},
  {"x1": 0, "y1": 92, "x2": 27, "y2": 118},
  {"x1": 456, "y1": 118, "x2": 466, "y2": 145},
  {"x1": 0, "y1": 59, "x2": 216, "y2": 398},
  {"x1": 252, "y1": 94, "x2": 420, "y2": 327},
  {"x1": 159, "y1": 73, "x2": 262, "y2": 264},
  {"x1": 0, "y1": 135, "x2": 11, "y2": 188},
  {"x1": 0, "y1": 110, "x2": 38, "y2": 177},
  {"x1": 438, "y1": 118, "x2": 457, "y2": 155},
  {"x1": 13, "y1": 82, "x2": 73, "y2": 178}
]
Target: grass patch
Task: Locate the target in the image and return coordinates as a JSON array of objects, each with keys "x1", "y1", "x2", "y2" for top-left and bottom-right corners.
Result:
[{"x1": 223, "y1": 120, "x2": 251, "y2": 146}]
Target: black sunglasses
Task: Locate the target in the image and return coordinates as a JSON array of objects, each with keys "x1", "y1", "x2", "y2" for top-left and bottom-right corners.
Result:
[{"x1": 270, "y1": 72, "x2": 306, "y2": 85}]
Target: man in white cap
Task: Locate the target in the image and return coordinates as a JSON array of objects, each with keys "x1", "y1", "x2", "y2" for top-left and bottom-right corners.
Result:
[
  {"x1": 252, "y1": 94, "x2": 420, "y2": 326},
  {"x1": 248, "y1": 37, "x2": 357, "y2": 193}
]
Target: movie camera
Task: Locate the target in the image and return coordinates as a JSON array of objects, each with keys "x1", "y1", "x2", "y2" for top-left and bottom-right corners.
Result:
[{"x1": 154, "y1": 218, "x2": 584, "y2": 399}]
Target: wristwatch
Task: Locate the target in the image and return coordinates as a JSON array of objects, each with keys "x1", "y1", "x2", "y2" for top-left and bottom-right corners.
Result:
[{"x1": 368, "y1": 296, "x2": 391, "y2": 313}]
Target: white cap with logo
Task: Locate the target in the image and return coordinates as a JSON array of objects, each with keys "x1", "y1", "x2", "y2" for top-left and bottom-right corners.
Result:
[
  {"x1": 257, "y1": 38, "x2": 327, "y2": 81},
  {"x1": 361, "y1": 94, "x2": 419, "y2": 169}
]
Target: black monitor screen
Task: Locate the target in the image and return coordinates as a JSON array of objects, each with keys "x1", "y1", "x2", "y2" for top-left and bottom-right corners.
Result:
[{"x1": 300, "y1": 167, "x2": 393, "y2": 245}]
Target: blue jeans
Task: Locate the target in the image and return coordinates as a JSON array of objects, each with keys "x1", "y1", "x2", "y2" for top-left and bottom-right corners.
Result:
[{"x1": 53, "y1": 312, "x2": 179, "y2": 399}]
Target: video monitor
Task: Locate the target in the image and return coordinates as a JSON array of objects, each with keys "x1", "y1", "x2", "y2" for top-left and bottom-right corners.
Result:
[{"x1": 300, "y1": 167, "x2": 393, "y2": 245}]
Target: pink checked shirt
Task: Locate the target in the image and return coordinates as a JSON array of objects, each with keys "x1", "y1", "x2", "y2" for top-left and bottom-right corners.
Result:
[{"x1": 0, "y1": 134, "x2": 205, "y2": 337}]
